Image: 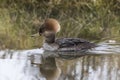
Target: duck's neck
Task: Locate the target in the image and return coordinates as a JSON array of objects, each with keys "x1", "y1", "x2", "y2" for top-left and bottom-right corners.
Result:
[{"x1": 44, "y1": 33, "x2": 56, "y2": 44}]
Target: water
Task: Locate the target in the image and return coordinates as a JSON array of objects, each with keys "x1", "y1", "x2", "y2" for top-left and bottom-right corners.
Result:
[{"x1": 0, "y1": 41, "x2": 120, "y2": 80}]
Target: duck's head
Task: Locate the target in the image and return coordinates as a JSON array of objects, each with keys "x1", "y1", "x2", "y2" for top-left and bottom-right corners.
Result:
[{"x1": 39, "y1": 18, "x2": 60, "y2": 35}]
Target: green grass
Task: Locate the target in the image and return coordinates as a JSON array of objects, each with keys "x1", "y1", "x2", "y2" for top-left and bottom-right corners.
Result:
[{"x1": 0, "y1": 0, "x2": 120, "y2": 49}]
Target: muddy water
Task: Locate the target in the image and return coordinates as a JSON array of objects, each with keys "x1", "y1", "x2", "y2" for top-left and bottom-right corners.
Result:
[{"x1": 0, "y1": 42, "x2": 120, "y2": 80}]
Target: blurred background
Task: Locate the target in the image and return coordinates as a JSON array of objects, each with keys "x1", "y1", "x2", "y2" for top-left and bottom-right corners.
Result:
[{"x1": 0, "y1": 0, "x2": 120, "y2": 49}]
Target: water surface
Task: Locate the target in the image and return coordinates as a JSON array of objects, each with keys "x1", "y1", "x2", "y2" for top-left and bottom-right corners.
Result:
[{"x1": 0, "y1": 41, "x2": 120, "y2": 80}]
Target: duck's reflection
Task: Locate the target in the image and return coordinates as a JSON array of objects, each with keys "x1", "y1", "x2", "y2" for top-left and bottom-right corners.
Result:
[
  {"x1": 40, "y1": 52, "x2": 61, "y2": 80},
  {"x1": 31, "y1": 51, "x2": 86, "y2": 80},
  {"x1": 39, "y1": 51, "x2": 86, "y2": 80}
]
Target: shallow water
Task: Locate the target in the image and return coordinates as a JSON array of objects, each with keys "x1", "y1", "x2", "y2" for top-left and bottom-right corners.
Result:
[{"x1": 0, "y1": 41, "x2": 120, "y2": 80}]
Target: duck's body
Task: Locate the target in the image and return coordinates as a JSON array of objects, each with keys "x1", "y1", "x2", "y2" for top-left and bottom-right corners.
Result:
[
  {"x1": 43, "y1": 38, "x2": 96, "y2": 52},
  {"x1": 39, "y1": 18, "x2": 96, "y2": 52}
]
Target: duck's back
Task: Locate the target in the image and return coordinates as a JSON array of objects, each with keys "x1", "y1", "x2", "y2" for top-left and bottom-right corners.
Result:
[{"x1": 55, "y1": 38, "x2": 96, "y2": 51}]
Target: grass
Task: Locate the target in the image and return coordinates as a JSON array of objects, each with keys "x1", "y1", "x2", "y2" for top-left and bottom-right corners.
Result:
[{"x1": 0, "y1": 0, "x2": 120, "y2": 49}]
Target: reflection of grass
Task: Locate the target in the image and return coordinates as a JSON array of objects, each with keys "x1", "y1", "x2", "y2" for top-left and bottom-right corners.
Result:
[{"x1": 0, "y1": 0, "x2": 120, "y2": 49}]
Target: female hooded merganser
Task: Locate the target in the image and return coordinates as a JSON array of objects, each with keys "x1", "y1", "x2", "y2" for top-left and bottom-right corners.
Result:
[{"x1": 39, "y1": 18, "x2": 96, "y2": 52}]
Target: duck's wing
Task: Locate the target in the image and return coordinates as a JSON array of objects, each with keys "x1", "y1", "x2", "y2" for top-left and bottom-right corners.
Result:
[{"x1": 55, "y1": 38, "x2": 96, "y2": 50}]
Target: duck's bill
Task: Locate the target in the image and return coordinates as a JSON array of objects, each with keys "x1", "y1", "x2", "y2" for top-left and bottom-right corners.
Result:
[{"x1": 31, "y1": 33, "x2": 40, "y2": 37}]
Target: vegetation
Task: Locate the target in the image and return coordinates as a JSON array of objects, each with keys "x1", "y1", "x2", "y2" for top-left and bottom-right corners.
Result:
[{"x1": 0, "y1": 0, "x2": 120, "y2": 49}]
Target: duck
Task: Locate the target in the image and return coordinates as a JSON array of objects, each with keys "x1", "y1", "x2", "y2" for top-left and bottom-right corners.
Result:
[{"x1": 39, "y1": 18, "x2": 96, "y2": 52}]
